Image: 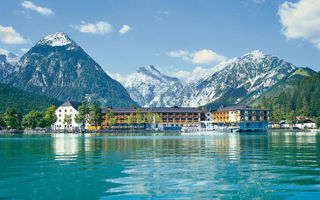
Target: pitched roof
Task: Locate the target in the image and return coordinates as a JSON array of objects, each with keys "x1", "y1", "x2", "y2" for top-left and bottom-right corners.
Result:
[{"x1": 61, "y1": 101, "x2": 81, "y2": 110}]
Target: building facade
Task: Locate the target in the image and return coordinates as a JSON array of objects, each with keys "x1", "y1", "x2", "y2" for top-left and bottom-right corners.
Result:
[
  {"x1": 53, "y1": 101, "x2": 81, "y2": 130},
  {"x1": 211, "y1": 105, "x2": 270, "y2": 131},
  {"x1": 102, "y1": 106, "x2": 202, "y2": 130}
]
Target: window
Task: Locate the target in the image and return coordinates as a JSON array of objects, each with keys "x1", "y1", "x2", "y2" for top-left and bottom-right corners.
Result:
[
  {"x1": 59, "y1": 110, "x2": 61, "y2": 112},
  {"x1": 70, "y1": 109, "x2": 72, "y2": 112},
  {"x1": 59, "y1": 114, "x2": 61, "y2": 117},
  {"x1": 65, "y1": 110, "x2": 67, "y2": 112}
]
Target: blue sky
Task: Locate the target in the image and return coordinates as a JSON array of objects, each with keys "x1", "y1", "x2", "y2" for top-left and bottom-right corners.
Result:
[{"x1": 1, "y1": 0, "x2": 320, "y2": 81}]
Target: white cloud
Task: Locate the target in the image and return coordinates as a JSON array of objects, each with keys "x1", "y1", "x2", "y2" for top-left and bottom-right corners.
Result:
[
  {"x1": 108, "y1": 72, "x2": 127, "y2": 84},
  {"x1": 278, "y1": 0, "x2": 320, "y2": 49},
  {"x1": 21, "y1": 1, "x2": 54, "y2": 16},
  {"x1": 0, "y1": 25, "x2": 26, "y2": 44},
  {"x1": 21, "y1": 48, "x2": 29, "y2": 53},
  {"x1": 158, "y1": 10, "x2": 170, "y2": 15},
  {"x1": 168, "y1": 49, "x2": 226, "y2": 65},
  {"x1": 253, "y1": 0, "x2": 265, "y2": 3},
  {"x1": 119, "y1": 25, "x2": 131, "y2": 35},
  {"x1": 72, "y1": 21, "x2": 113, "y2": 35},
  {"x1": 168, "y1": 50, "x2": 190, "y2": 62},
  {"x1": 171, "y1": 70, "x2": 191, "y2": 80},
  {"x1": 192, "y1": 49, "x2": 226, "y2": 65}
]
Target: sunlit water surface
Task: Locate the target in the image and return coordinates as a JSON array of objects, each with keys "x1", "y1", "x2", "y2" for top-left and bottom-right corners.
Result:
[{"x1": 1, "y1": 132, "x2": 320, "y2": 199}]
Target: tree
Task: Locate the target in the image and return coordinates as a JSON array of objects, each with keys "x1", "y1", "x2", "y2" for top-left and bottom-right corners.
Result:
[
  {"x1": 44, "y1": 106, "x2": 57, "y2": 127},
  {"x1": 127, "y1": 113, "x2": 135, "y2": 128},
  {"x1": 146, "y1": 111, "x2": 153, "y2": 126},
  {"x1": 89, "y1": 101, "x2": 103, "y2": 130},
  {"x1": 0, "y1": 114, "x2": 6, "y2": 129},
  {"x1": 75, "y1": 101, "x2": 90, "y2": 130},
  {"x1": 315, "y1": 117, "x2": 320, "y2": 129},
  {"x1": 105, "y1": 110, "x2": 115, "y2": 127},
  {"x1": 136, "y1": 108, "x2": 144, "y2": 127},
  {"x1": 109, "y1": 117, "x2": 117, "y2": 128},
  {"x1": 287, "y1": 110, "x2": 296, "y2": 128},
  {"x1": 22, "y1": 110, "x2": 44, "y2": 129},
  {"x1": 63, "y1": 114, "x2": 72, "y2": 129},
  {"x1": 3, "y1": 108, "x2": 19, "y2": 129},
  {"x1": 155, "y1": 113, "x2": 161, "y2": 128}
]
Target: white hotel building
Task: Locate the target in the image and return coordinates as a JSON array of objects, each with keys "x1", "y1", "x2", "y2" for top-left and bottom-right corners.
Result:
[{"x1": 53, "y1": 101, "x2": 82, "y2": 130}]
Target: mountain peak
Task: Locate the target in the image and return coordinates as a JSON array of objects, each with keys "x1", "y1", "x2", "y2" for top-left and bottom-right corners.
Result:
[
  {"x1": 241, "y1": 50, "x2": 265, "y2": 63},
  {"x1": 37, "y1": 32, "x2": 73, "y2": 47},
  {"x1": 0, "y1": 48, "x2": 20, "y2": 65}
]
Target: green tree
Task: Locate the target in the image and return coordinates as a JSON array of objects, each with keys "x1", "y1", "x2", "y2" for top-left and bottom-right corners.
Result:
[
  {"x1": 109, "y1": 117, "x2": 117, "y2": 128},
  {"x1": 44, "y1": 106, "x2": 57, "y2": 127},
  {"x1": 0, "y1": 114, "x2": 6, "y2": 128},
  {"x1": 287, "y1": 110, "x2": 296, "y2": 128},
  {"x1": 127, "y1": 113, "x2": 135, "y2": 128},
  {"x1": 89, "y1": 101, "x2": 103, "y2": 130},
  {"x1": 63, "y1": 114, "x2": 72, "y2": 129},
  {"x1": 315, "y1": 117, "x2": 320, "y2": 129},
  {"x1": 155, "y1": 113, "x2": 161, "y2": 128},
  {"x1": 22, "y1": 110, "x2": 44, "y2": 129},
  {"x1": 136, "y1": 108, "x2": 144, "y2": 127},
  {"x1": 105, "y1": 109, "x2": 115, "y2": 127},
  {"x1": 146, "y1": 111, "x2": 153, "y2": 126},
  {"x1": 75, "y1": 101, "x2": 90, "y2": 130},
  {"x1": 4, "y1": 108, "x2": 19, "y2": 129}
]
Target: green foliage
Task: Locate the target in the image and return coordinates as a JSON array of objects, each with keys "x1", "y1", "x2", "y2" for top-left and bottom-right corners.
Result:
[
  {"x1": 89, "y1": 101, "x2": 103, "y2": 129},
  {"x1": 259, "y1": 72, "x2": 320, "y2": 121},
  {"x1": 146, "y1": 111, "x2": 153, "y2": 125},
  {"x1": 44, "y1": 106, "x2": 57, "y2": 127},
  {"x1": 136, "y1": 108, "x2": 144, "y2": 125},
  {"x1": 63, "y1": 114, "x2": 72, "y2": 127},
  {"x1": 127, "y1": 113, "x2": 135, "y2": 127},
  {"x1": 22, "y1": 110, "x2": 44, "y2": 129},
  {"x1": 0, "y1": 114, "x2": 6, "y2": 128},
  {"x1": 0, "y1": 83, "x2": 62, "y2": 115},
  {"x1": 155, "y1": 113, "x2": 160, "y2": 125},
  {"x1": 108, "y1": 117, "x2": 117, "y2": 127},
  {"x1": 105, "y1": 109, "x2": 117, "y2": 127},
  {"x1": 315, "y1": 117, "x2": 320, "y2": 129},
  {"x1": 75, "y1": 101, "x2": 90, "y2": 129},
  {"x1": 3, "y1": 108, "x2": 19, "y2": 129}
]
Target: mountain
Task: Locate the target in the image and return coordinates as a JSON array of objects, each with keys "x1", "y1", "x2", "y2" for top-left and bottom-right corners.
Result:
[
  {"x1": 0, "y1": 49, "x2": 19, "y2": 79},
  {"x1": 126, "y1": 51, "x2": 298, "y2": 108},
  {"x1": 0, "y1": 83, "x2": 61, "y2": 115},
  {"x1": 125, "y1": 65, "x2": 183, "y2": 107},
  {"x1": 259, "y1": 71, "x2": 320, "y2": 121},
  {"x1": 249, "y1": 67, "x2": 316, "y2": 106},
  {"x1": 3, "y1": 32, "x2": 138, "y2": 108}
]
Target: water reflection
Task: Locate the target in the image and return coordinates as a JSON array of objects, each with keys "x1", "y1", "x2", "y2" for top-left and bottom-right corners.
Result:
[
  {"x1": 52, "y1": 134, "x2": 80, "y2": 161},
  {"x1": 1, "y1": 132, "x2": 320, "y2": 199}
]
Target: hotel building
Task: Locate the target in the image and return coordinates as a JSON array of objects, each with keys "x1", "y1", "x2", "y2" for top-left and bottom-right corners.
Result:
[
  {"x1": 211, "y1": 105, "x2": 270, "y2": 131},
  {"x1": 102, "y1": 106, "x2": 202, "y2": 130}
]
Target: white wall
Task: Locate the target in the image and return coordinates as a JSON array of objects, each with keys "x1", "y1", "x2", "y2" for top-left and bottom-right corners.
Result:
[{"x1": 53, "y1": 106, "x2": 80, "y2": 130}]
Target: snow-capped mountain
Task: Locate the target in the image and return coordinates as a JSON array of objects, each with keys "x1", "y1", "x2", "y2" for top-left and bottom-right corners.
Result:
[
  {"x1": 125, "y1": 65, "x2": 183, "y2": 107},
  {"x1": 177, "y1": 50, "x2": 296, "y2": 107},
  {"x1": 0, "y1": 49, "x2": 20, "y2": 65},
  {"x1": 125, "y1": 50, "x2": 297, "y2": 108},
  {"x1": 0, "y1": 49, "x2": 19, "y2": 79},
  {"x1": 4, "y1": 32, "x2": 138, "y2": 107}
]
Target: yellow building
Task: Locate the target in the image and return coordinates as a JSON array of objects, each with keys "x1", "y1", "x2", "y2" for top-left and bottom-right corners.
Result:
[{"x1": 212, "y1": 105, "x2": 270, "y2": 131}]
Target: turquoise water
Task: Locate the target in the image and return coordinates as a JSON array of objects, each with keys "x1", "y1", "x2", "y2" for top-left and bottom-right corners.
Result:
[{"x1": 1, "y1": 132, "x2": 320, "y2": 199}]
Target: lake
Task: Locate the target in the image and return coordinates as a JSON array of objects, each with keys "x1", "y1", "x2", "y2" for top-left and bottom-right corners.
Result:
[{"x1": 1, "y1": 132, "x2": 320, "y2": 199}]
